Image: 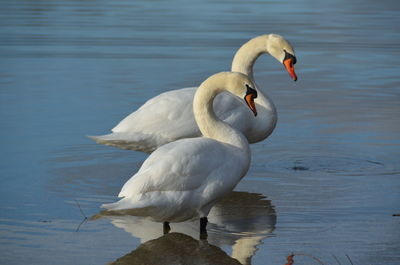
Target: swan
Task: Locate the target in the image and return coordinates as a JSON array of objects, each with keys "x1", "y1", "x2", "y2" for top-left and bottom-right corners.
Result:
[
  {"x1": 102, "y1": 72, "x2": 258, "y2": 234},
  {"x1": 90, "y1": 34, "x2": 297, "y2": 152}
]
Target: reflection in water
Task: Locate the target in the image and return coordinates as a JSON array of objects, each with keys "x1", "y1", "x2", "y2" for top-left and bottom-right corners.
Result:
[
  {"x1": 96, "y1": 191, "x2": 276, "y2": 265},
  {"x1": 109, "y1": 232, "x2": 242, "y2": 265}
]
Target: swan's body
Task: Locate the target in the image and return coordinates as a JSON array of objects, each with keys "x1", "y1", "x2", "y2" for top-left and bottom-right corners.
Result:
[
  {"x1": 102, "y1": 72, "x2": 258, "y2": 227},
  {"x1": 90, "y1": 34, "x2": 297, "y2": 153}
]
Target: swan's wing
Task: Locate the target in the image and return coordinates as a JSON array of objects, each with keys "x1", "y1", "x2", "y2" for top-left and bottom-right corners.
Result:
[
  {"x1": 118, "y1": 138, "x2": 242, "y2": 198},
  {"x1": 91, "y1": 88, "x2": 256, "y2": 152},
  {"x1": 112, "y1": 87, "x2": 199, "y2": 139}
]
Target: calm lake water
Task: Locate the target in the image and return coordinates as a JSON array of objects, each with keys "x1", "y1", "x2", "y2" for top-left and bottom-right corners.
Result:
[{"x1": 1, "y1": 0, "x2": 399, "y2": 264}]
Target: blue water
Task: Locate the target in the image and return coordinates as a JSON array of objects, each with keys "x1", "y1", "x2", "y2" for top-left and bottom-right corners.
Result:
[{"x1": 1, "y1": 0, "x2": 399, "y2": 264}]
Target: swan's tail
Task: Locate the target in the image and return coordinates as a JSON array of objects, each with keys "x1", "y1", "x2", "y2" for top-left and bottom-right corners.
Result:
[
  {"x1": 88, "y1": 133, "x2": 129, "y2": 146},
  {"x1": 99, "y1": 198, "x2": 156, "y2": 218},
  {"x1": 101, "y1": 197, "x2": 134, "y2": 211},
  {"x1": 87, "y1": 133, "x2": 156, "y2": 153}
]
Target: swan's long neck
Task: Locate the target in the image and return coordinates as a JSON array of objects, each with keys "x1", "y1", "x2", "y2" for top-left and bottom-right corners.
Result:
[
  {"x1": 231, "y1": 35, "x2": 278, "y2": 143},
  {"x1": 231, "y1": 35, "x2": 269, "y2": 80},
  {"x1": 193, "y1": 74, "x2": 249, "y2": 150}
]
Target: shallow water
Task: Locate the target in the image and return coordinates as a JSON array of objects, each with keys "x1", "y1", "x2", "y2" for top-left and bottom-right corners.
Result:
[{"x1": 1, "y1": 0, "x2": 399, "y2": 264}]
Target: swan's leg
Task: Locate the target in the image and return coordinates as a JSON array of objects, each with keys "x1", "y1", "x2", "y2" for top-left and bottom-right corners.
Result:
[
  {"x1": 163, "y1": 221, "x2": 171, "y2": 234},
  {"x1": 200, "y1": 217, "x2": 208, "y2": 240}
]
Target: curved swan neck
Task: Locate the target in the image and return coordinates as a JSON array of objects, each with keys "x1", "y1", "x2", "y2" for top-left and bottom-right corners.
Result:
[
  {"x1": 231, "y1": 35, "x2": 278, "y2": 142},
  {"x1": 231, "y1": 35, "x2": 269, "y2": 79},
  {"x1": 193, "y1": 73, "x2": 249, "y2": 149}
]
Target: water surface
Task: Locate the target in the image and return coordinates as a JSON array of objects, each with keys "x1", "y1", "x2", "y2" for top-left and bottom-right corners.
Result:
[{"x1": 1, "y1": 0, "x2": 399, "y2": 264}]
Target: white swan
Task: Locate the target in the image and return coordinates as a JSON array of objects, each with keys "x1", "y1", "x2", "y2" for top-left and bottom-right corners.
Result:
[
  {"x1": 90, "y1": 34, "x2": 297, "y2": 152},
  {"x1": 102, "y1": 72, "x2": 258, "y2": 233}
]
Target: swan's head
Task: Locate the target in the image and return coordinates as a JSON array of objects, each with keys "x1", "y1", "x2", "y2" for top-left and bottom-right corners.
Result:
[
  {"x1": 224, "y1": 72, "x2": 258, "y2": 117},
  {"x1": 244, "y1": 84, "x2": 258, "y2": 116},
  {"x1": 266, "y1": 34, "x2": 297, "y2": 81}
]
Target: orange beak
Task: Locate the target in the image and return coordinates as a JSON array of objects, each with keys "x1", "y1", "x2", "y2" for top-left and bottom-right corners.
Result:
[
  {"x1": 283, "y1": 57, "x2": 297, "y2": 81},
  {"x1": 245, "y1": 93, "x2": 257, "y2": 117}
]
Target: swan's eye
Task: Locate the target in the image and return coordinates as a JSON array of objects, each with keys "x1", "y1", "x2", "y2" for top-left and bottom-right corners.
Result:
[
  {"x1": 245, "y1": 84, "x2": 257, "y2": 98},
  {"x1": 283, "y1": 50, "x2": 297, "y2": 65}
]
